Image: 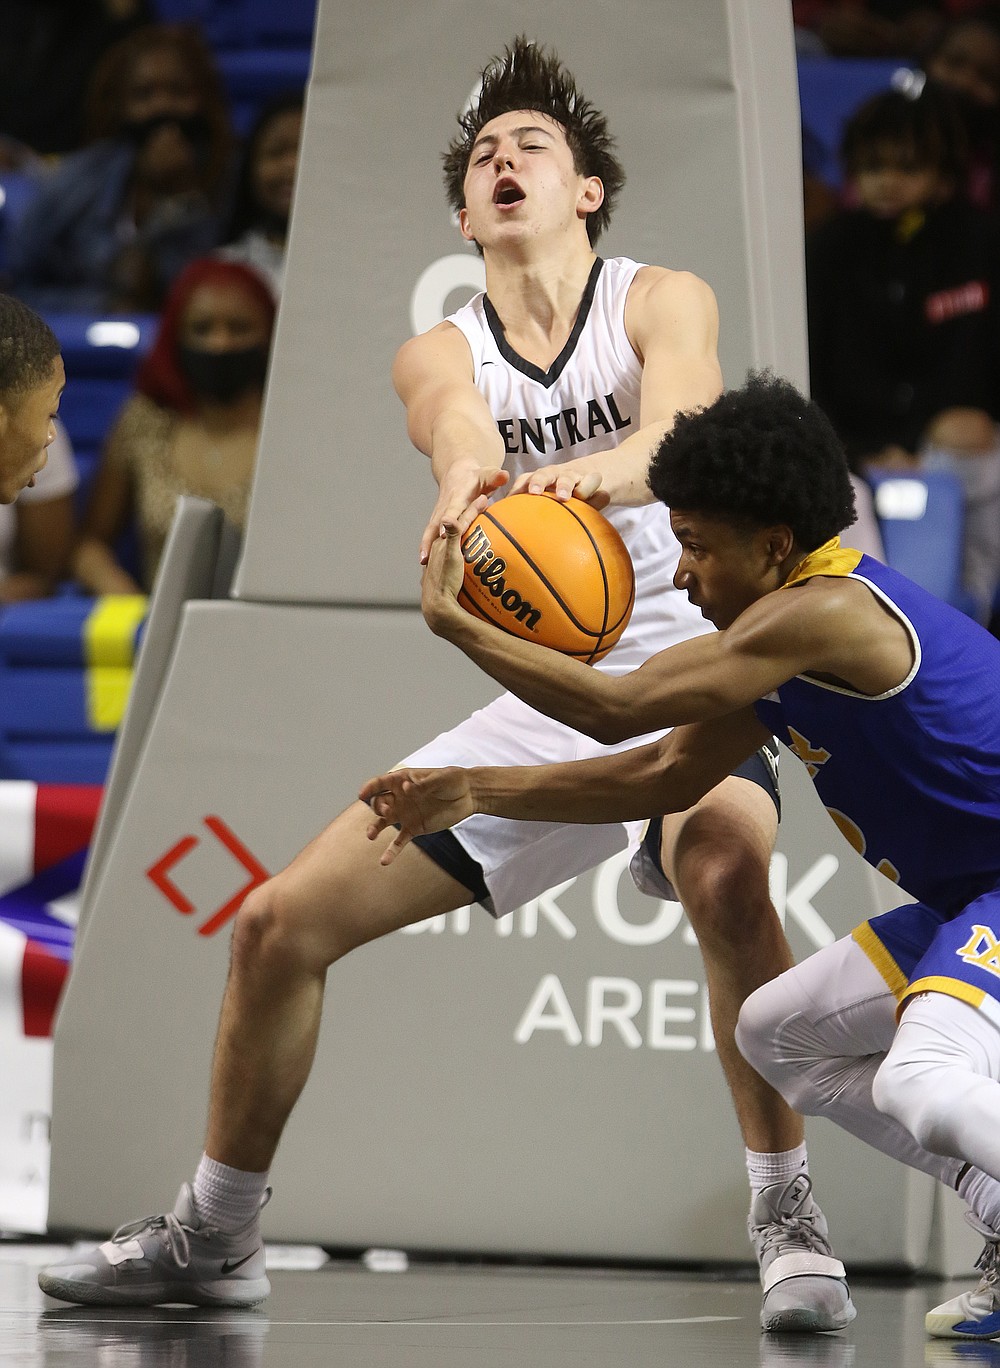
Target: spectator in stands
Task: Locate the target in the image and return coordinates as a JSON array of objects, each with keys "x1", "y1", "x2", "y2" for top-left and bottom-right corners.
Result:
[
  {"x1": 217, "y1": 93, "x2": 304, "y2": 299},
  {"x1": 0, "y1": 419, "x2": 78, "y2": 602},
  {"x1": 922, "y1": 8, "x2": 1000, "y2": 216},
  {"x1": 72, "y1": 258, "x2": 275, "y2": 594},
  {"x1": 807, "y1": 84, "x2": 1000, "y2": 619},
  {"x1": 793, "y1": 1, "x2": 950, "y2": 58},
  {"x1": 6, "y1": 24, "x2": 233, "y2": 313},
  {"x1": 0, "y1": 0, "x2": 152, "y2": 168}
]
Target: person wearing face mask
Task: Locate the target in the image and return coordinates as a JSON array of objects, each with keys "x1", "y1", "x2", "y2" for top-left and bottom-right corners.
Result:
[
  {"x1": 6, "y1": 24, "x2": 233, "y2": 313},
  {"x1": 71, "y1": 258, "x2": 274, "y2": 594}
]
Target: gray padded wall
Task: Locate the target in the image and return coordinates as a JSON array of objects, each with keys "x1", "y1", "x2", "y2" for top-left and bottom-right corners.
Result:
[{"x1": 52, "y1": 0, "x2": 963, "y2": 1270}]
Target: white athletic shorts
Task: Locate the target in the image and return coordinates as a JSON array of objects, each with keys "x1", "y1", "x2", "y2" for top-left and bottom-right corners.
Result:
[{"x1": 398, "y1": 689, "x2": 667, "y2": 918}]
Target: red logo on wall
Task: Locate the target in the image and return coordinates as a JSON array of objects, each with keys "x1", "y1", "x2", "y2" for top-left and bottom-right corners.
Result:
[{"x1": 146, "y1": 817, "x2": 269, "y2": 936}]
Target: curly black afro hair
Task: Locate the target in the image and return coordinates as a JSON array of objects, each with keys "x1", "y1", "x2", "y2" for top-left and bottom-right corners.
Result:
[
  {"x1": 443, "y1": 36, "x2": 625, "y2": 246},
  {"x1": 648, "y1": 372, "x2": 857, "y2": 551}
]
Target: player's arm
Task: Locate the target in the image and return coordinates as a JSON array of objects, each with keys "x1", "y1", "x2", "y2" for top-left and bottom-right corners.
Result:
[
  {"x1": 392, "y1": 322, "x2": 510, "y2": 563},
  {"x1": 361, "y1": 706, "x2": 770, "y2": 865},
  {"x1": 421, "y1": 523, "x2": 823, "y2": 740},
  {"x1": 509, "y1": 267, "x2": 722, "y2": 506}
]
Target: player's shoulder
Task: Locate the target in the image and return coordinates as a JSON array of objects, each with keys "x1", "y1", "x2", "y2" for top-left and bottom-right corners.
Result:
[
  {"x1": 392, "y1": 319, "x2": 475, "y2": 398},
  {"x1": 626, "y1": 263, "x2": 718, "y2": 325}
]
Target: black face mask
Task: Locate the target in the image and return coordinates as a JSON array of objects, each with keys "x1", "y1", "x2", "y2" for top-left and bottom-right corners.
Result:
[
  {"x1": 121, "y1": 111, "x2": 212, "y2": 152},
  {"x1": 178, "y1": 344, "x2": 269, "y2": 404}
]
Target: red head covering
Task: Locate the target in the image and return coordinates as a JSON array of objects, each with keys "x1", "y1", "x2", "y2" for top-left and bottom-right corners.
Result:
[{"x1": 135, "y1": 258, "x2": 277, "y2": 414}]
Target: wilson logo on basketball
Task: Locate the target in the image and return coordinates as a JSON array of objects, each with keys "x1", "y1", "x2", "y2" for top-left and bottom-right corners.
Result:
[
  {"x1": 459, "y1": 492, "x2": 635, "y2": 664},
  {"x1": 461, "y1": 525, "x2": 543, "y2": 630}
]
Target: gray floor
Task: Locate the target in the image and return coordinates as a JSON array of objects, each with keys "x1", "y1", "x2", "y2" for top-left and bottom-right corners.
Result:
[{"x1": 1, "y1": 1248, "x2": 998, "y2": 1368}]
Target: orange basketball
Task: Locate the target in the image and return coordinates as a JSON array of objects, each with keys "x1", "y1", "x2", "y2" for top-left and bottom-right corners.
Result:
[{"x1": 459, "y1": 493, "x2": 635, "y2": 664}]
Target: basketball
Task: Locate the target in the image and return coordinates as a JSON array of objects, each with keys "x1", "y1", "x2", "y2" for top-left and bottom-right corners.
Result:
[{"x1": 459, "y1": 492, "x2": 635, "y2": 664}]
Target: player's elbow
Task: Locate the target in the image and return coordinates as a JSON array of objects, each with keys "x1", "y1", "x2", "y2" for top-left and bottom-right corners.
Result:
[{"x1": 583, "y1": 697, "x2": 639, "y2": 746}]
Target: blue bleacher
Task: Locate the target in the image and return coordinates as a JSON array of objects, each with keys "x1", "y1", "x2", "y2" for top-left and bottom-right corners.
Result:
[
  {"x1": 153, "y1": 0, "x2": 316, "y2": 47},
  {"x1": 797, "y1": 56, "x2": 918, "y2": 188},
  {"x1": 0, "y1": 170, "x2": 47, "y2": 282},
  {"x1": 868, "y1": 470, "x2": 978, "y2": 617},
  {"x1": 46, "y1": 313, "x2": 158, "y2": 507}
]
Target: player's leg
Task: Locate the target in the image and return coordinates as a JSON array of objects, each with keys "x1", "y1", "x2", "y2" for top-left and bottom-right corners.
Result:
[
  {"x1": 737, "y1": 936, "x2": 1000, "y2": 1340},
  {"x1": 660, "y1": 775, "x2": 794, "y2": 1155},
  {"x1": 38, "y1": 803, "x2": 473, "y2": 1308},
  {"x1": 203, "y1": 802, "x2": 471, "y2": 1173},
  {"x1": 658, "y1": 761, "x2": 854, "y2": 1333}
]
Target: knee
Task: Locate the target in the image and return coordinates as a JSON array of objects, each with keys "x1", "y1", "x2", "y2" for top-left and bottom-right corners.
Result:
[
  {"x1": 675, "y1": 846, "x2": 774, "y2": 950},
  {"x1": 872, "y1": 1052, "x2": 961, "y2": 1157},
  {"x1": 735, "y1": 981, "x2": 785, "y2": 1088},
  {"x1": 736, "y1": 978, "x2": 833, "y2": 1118},
  {"x1": 230, "y1": 876, "x2": 332, "y2": 978}
]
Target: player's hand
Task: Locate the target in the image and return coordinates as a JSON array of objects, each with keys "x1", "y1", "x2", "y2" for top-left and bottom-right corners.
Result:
[
  {"x1": 420, "y1": 465, "x2": 509, "y2": 564},
  {"x1": 359, "y1": 767, "x2": 475, "y2": 866},
  {"x1": 508, "y1": 462, "x2": 610, "y2": 509},
  {"x1": 421, "y1": 520, "x2": 466, "y2": 636}
]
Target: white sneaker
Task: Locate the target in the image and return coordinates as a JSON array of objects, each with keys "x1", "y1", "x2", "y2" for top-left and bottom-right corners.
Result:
[
  {"x1": 37, "y1": 1184, "x2": 271, "y2": 1307},
  {"x1": 749, "y1": 1175, "x2": 857, "y2": 1334},
  {"x1": 926, "y1": 1214, "x2": 1000, "y2": 1340}
]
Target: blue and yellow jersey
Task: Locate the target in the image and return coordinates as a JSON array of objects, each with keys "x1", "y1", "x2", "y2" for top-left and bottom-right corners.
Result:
[{"x1": 752, "y1": 539, "x2": 1000, "y2": 1009}]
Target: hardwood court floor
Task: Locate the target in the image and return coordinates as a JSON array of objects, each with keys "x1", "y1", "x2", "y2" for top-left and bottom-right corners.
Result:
[{"x1": 2, "y1": 1245, "x2": 998, "y2": 1367}]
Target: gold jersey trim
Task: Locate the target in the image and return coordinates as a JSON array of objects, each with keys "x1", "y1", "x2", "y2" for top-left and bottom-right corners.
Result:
[{"x1": 783, "y1": 537, "x2": 864, "y2": 589}]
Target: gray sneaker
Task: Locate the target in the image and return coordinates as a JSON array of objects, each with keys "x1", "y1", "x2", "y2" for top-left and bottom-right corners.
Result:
[
  {"x1": 37, "y1": 1183, "x2": 271, "y2": 1308},
  {"x1": 750, "y1": 1175, "x2": 857, "y2": 1334},
  {"x1": 925, "y1": 1214, "x2": 1000, "y2": 1340}
]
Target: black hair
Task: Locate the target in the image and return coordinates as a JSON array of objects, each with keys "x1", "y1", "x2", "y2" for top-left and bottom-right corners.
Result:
[
  {"x1": 840, "y1": 85, "x2": 968, "y2": 183},
  {"x1": 223, "y1": 90, "x2": 304, "y2": 243},
  {"x1": 648, "y1": 372, "x2": 857, "y2": 551},
  {"x1": 0, "y1": 294, "x2": 61, "y2": 404},
  {"x1": 442, "y1": 36, "x2": 624, "y2": 245}
]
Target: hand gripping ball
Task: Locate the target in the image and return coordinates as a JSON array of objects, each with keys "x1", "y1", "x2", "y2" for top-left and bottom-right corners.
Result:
[{"x1": 459, "y1": 492, "x2": 635, "y2": 664}]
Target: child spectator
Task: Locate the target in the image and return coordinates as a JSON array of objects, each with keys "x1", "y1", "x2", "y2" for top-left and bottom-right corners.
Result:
[
  {"x1": 807, "y1": 83, "x2": 1000, "y2": 619},
  {"x1": 72, "y1": 259, "x2": 275, "y2": 594},
  {"x1": 217, "y1": 94, "x2": 304, "y2": 300},
  {"x1": 7, "y1": 24, "x2": 233, "y2": 312}
]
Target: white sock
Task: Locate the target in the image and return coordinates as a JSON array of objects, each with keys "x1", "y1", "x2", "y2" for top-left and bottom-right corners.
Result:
[
  {"x1": 746, "y1": 1143, "x2": 809, "y2": 1200},
  {"x1": 958, "y1": 1164, "x2": 1000, "y2": 1236},
  {"x1": 192, "y1": 1154, "x2": 269, "y2": 1234}
]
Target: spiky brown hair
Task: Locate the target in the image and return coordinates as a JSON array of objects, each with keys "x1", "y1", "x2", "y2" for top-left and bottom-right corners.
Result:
[{"x1": 443, "y1": 37, "x2": 625, "y2": 245}]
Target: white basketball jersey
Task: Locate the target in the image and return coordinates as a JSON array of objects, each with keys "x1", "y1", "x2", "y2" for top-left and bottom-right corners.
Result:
[{"x1": 447, "y1": 256, "x2": 711, "y2": 672}]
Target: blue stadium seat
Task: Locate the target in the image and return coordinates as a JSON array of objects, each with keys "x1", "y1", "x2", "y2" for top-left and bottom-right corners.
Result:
[
  {"x1": 217, "y1": 49, "x2": 312, "y2": 134},
  {"x1": 152, "y1": 0, "x2": 316, "y2": 48},
  {"x1": 0, "y1": 596, "x2": 147, "y2": 784},
  {"x1": 797, "y1": 57, "x2": 916, "y2": 188},
  {"x1": 0, "y1": 170, "x2": 44, "y2": 280},
  {"x1": 868, "y1": 469, "x2": 977, "y2": 615},
  {"x1": 43, "y1": 313, "x2": 157, "y2": 509},
  {"x1": 240, "y1": 0, "x2": 316, "y2": 45}
]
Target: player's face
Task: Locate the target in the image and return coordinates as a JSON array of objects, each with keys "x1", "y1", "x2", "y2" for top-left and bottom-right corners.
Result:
[
  {"x1": 669, "y1": 509, "x2": 778, "y2": 629},
  {"x1": 459, "y1": 109, "x2": 602, "y2": 251},
  {"x1": 0, "y1": 356, "x2": 64, "y2": 505}
]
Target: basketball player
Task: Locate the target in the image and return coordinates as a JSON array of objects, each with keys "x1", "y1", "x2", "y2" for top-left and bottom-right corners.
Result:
[
  {"x1": 0, "y1": 294, "x2": 64, "y2": 503},
  {"x1": 363, "y1": 371, "x2": 1000, "y2": 1342},
  {"x1": 37, "y1": 43, "x2": 851, "y2": 1332}
]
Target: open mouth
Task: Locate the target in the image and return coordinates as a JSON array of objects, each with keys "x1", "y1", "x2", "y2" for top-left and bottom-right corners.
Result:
[{"x1": 493, "y1": 177, "x2": 525, "y2": 207}]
